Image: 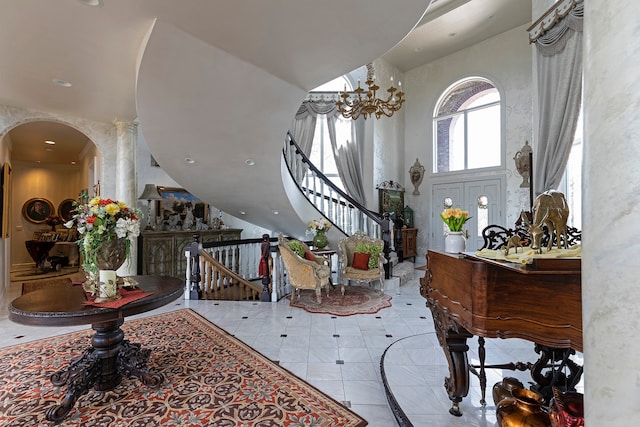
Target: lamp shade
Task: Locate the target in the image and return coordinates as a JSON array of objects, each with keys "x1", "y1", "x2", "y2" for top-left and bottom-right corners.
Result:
[{"x1": 138, "y1": 184, "x2": 162, "y2": 201}]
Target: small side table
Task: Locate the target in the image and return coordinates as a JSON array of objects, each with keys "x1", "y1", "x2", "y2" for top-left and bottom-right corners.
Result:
[{"x1": 312, "y1": 248, "x2": 337, "y2": 286}]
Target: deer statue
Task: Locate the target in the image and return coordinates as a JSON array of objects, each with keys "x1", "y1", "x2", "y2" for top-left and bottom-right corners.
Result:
[
  {"x1": 503, "y1": 235, "x2": 523, "y2": 256},
  {"x1": 521, "y1": 191, "x2": 570, "y2": 253}
]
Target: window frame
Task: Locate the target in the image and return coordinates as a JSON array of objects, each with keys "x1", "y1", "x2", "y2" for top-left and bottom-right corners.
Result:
[{"x1": 431, "y1": 76, "x2": 506, "y2": 177}]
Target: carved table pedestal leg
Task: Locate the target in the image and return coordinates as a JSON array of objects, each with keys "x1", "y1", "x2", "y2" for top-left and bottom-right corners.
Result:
[{"x1": 45, "y1": 319, "x2": 164, "y2": 422}]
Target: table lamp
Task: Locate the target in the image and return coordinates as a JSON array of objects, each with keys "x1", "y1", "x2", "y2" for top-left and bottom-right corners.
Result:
[{"x1": 138, "y1": 184, "x2": 162, "y2": 230}]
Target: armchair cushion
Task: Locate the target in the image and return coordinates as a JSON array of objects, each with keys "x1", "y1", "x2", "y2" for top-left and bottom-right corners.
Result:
[
  {"x1": 352, "y1": 252, "x2": 370, "y2": 270},
  {"x1": 354, "y1": 242, "x2": 383, "y2": 270},
  {"x1": 288, "y1": 240, "x2": 306, "y2": 258}
]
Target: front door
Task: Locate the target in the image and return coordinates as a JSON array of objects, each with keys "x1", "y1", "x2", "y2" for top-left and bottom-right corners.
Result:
[{"x1": 431, "y1": 178, "x2": 503, "y2": 252}]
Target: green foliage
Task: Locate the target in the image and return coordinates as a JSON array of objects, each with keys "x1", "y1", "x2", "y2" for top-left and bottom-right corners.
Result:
[
  {"x1": 355, "y1": 243, "x2": 383, "y2": 270},
  {"x1": 288, "y1": 240, "x2": 306, "y2": 258}
]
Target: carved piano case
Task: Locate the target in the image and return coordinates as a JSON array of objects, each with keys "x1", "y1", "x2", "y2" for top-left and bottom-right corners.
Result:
[{"x1": 420, "y1": 250, "x2": 582, "y2": 415}]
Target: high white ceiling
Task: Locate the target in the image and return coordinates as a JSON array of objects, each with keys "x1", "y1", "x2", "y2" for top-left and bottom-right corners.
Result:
[{"x1": 0, "y1": 0, "x2": 532, "y2": 234}]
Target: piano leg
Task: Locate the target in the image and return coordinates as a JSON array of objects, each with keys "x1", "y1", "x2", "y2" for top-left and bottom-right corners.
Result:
[
  {"x1": 477, "y1": 337, "x2": 487, "y2": 407},
  {"x1": 429, "y1": 304, "x2": 473, "y2": 416}
]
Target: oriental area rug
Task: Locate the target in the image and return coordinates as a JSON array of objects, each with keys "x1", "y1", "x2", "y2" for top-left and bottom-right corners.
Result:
[
  {"x1": 289, "y1": 286, "x2": 392, "y2": 316},
  {"x1": 0, "y1": 309, "x2": 367, "y2": 427}
]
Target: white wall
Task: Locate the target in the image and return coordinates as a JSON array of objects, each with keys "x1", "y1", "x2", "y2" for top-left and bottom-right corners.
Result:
[
  {"x1": 136, "y1": 129, "x2": 269, "y2": 238},
  {"x1": 403, "y1": 24, "x2": 533, "y2": 257}
]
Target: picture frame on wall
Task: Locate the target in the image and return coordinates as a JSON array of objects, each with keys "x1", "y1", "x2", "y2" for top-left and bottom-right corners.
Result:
[
  {"x1": 156, "y1": 186, "x2": 209, "y2": 223},
  {"x1": 22, "y1": 197, "x2": 54, "y2": 224},
  {"x1": 377, "y1": 181, "x2": 405, "y2": 216},
  {"x1": 57, "y1": 198, "x2": 76, "y2": 222}
]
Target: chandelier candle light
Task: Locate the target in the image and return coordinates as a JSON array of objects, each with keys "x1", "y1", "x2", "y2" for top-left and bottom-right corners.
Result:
[{"x1": 336, "y1": 63, "x2": 405, "y2": 120}]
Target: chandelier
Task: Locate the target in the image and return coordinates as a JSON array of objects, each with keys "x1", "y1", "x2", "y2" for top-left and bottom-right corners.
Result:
[{"x1": 336, "y1": 63, "x2": 405, "y2": 120}]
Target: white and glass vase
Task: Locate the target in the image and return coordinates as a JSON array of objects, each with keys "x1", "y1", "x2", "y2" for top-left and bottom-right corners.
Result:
[{"x1": 444, "y1": 231, "x2": 466, "y2": 253}]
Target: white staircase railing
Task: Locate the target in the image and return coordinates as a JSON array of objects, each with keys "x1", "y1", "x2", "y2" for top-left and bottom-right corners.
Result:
[{"x1": 283, "y1": 131, "x2": 384, "y2": 239}]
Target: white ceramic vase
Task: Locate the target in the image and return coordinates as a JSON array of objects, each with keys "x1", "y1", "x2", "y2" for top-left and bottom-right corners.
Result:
[{"x1": 444, "y1": 231, "x2": 466, "y2": 253}]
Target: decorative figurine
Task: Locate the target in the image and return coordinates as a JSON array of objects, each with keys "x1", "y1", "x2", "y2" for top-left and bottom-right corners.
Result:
[
  {"x1": 521, "y1": 190, "x2": 569, "y2": 253},
  {"x1": 409, "y1": 158, "x2": 425, "y2": 195},
  {"x1": 514, "y1": 140, "x2": 532, "y2": 188}
]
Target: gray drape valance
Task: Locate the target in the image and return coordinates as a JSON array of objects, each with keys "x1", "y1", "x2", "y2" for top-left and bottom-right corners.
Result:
[{"x1": 532, "y1": 2, "x2": 583, "y2": 195}]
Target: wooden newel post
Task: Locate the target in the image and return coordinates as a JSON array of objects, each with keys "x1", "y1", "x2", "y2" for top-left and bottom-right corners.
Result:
[
  {"x1": 394, "y1": 211, "x2": 404, "y2": 262},
  {"x1": 381, "y1": 213, "x2": 392, "y2": 279},
  {"x1": 187, "y1": 233, "x2": 202, "y2": 300},
  {"x1": 260, "y1": 234, "x2": 271, "y2": 302}
]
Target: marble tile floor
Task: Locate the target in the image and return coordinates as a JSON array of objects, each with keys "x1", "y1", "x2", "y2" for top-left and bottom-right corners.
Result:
[{"x1": 1, "y1": 269, "x2": 583, "y2": 427}]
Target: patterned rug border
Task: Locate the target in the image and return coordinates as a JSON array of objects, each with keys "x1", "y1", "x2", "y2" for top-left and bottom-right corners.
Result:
[
  {"x1": 288, "y1": 286, "x2": 392, "y2": 316},
  {"x1": 0, "y1": 308, "x2": 368, "y2": 427}
]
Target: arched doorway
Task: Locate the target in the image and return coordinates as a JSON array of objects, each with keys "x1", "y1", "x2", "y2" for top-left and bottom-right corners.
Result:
[{"x1": 4, "y1": 120, "x2": 100, "y2": 278}]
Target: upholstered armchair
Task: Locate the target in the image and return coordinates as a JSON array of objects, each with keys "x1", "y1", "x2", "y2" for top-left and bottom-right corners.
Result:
[
  {"x1": 338, "y1": 230, "x2": 386, "y2": 295},
  {"x1": 278, "y1": 234, "x2": 331, "y2": 303}
]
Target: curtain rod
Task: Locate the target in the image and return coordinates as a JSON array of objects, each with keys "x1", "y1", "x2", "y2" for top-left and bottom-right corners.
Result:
[{"x1": 527, "y1": 0, "x2": 583, "y2": 43}]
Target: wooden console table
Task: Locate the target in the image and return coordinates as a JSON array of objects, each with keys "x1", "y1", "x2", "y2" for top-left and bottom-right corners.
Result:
[
  {"x1": 9, "y1": 276, "x2": 184, "y2": 422},
  {"x1": 420, "y1": 250, "x2": 582, "y2": 415},
  {"x1": 138, "y1": 229, "x2": 241, "y2": 279}
]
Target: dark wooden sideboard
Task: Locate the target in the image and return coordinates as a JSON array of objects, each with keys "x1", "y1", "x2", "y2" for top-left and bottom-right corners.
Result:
[
  {"x1": 400, "y1": 227, "x2": 418, "y2": 261},
  {"x1": 138, "y1": 229, "x2": 241, "y2": 279}
]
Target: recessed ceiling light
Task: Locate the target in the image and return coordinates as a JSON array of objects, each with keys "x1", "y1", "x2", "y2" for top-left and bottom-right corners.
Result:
[
  {"x1": 239, "y1": 211, "x2": 246, "y2": 215},
  {"x1": 184, "y1": 157, "x2": 195, "y2": 164},
  {"x1": 45, "y1": 140, "x2": 56, "y2": 145},
  {"x1": 52, "y1": 79, "x2": 72, "y2": 87},
  {"x1": 78, "y1": 0, "x2": 103, "y2": 6},
  {"x1": 45, "y1": 148, "x2": 53, "y2": 152},
  {"x1": 272, "y1": 210, "x2": 279, "y2": 215},
  {"x1": 71, "y1": 161, "x2": 77, "y2": 165},
  {"x1": 414, "y1": 47, "x2": 423, "y2": 53},
  {"x1": 448, "y1": 32, "x2": 456, "y2": 37},
  {"x1": 245, "y1": 159, "x2": 255, "y2": 166}
]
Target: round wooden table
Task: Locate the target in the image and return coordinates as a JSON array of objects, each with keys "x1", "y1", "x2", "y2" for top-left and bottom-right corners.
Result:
[{"x1": 9, "y1": 275, "x2": 184, "y2": 422}]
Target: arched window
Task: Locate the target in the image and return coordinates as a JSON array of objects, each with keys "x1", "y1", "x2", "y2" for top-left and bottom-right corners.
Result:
[{"x1": 433, "y1": 77, "x2": 502, "y2": 173}]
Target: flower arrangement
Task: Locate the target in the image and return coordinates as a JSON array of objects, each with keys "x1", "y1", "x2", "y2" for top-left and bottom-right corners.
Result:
[
  {"x1": 308, "y1": 218, "x2": 331, "y2": 234},
  {"x1": 440, "y1": 208, "x2": 471, "y2": 232},
  {"x1": 66, "y1": 197, "x2": 141, "y2": 276}
]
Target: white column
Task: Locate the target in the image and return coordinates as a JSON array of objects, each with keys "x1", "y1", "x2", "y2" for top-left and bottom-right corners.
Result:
[
  {"x1": 114, "y1": 120, "x2": 138, "y2": 276},
  {"x1": 583, "y1": 1, "x2": 640, "y2": 424}
]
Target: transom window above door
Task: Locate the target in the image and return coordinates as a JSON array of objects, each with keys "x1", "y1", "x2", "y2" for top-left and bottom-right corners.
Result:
[{"x1": 433, "y1": 77, "x2": 502, "y2": 173}]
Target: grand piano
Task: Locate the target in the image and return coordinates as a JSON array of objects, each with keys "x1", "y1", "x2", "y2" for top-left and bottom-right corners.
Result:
[{"x1": 420, "y1": 249, "x2": 582, "y2": 416}]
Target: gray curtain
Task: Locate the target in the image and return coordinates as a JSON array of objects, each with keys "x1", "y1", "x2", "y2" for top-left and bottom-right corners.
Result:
[
  {"x1": 327, "y1": 114, "x2": 367, "y2": 206},
  {"x1": 533, "y1": 3, "x2": 583, "y2": 195},
  {"x1": 293, "y1": 101, "x2": 322, "y2": 157},
  {"x1": 295, "y1": 99, "x2": 367, "y2": 206}
]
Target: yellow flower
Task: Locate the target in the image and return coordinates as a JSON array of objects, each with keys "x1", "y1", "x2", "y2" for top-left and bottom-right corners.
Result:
[
  {"x1": 104, "y1": 203, "x2": 120, "y2": 216},
  {"x1": 440, "y1": 208, "x2": 471, "y2": 232}
]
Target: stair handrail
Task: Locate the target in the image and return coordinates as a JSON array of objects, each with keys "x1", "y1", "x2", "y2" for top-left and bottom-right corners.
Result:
[
  {"x1": 185, "y1": 233, "x2": 291, "y2": 301},
  {"x1": 283, "y1": 131, "x2": 384, "y2": 238}
]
